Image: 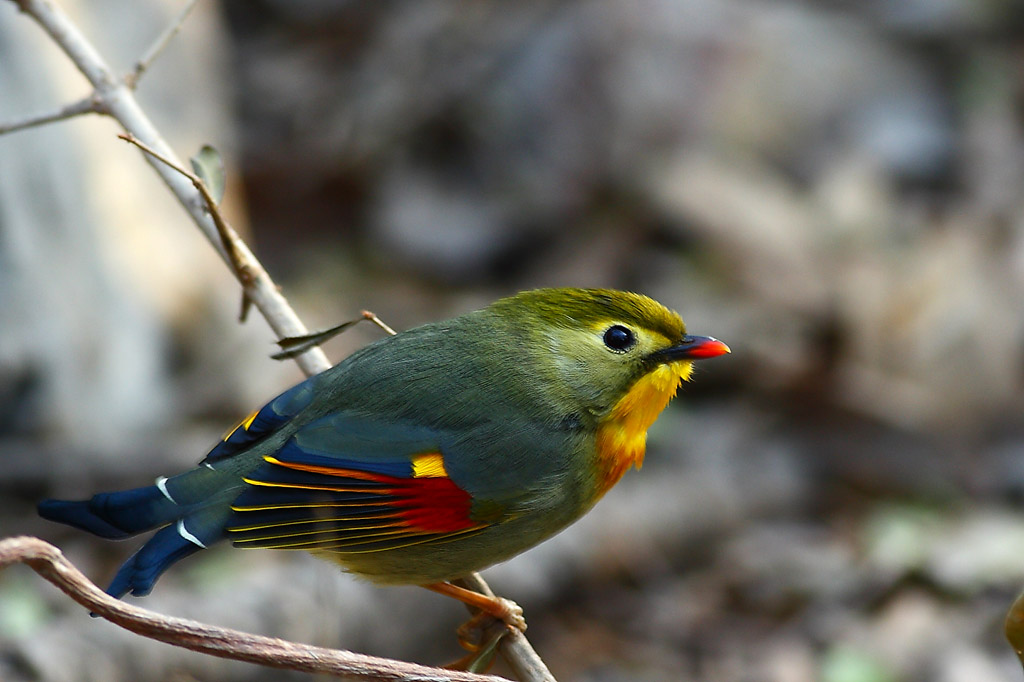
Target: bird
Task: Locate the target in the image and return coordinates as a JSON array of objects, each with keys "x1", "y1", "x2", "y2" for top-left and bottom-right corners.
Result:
[{"x1": 38, "y1": 288, "x2": 729, "y2": 630}]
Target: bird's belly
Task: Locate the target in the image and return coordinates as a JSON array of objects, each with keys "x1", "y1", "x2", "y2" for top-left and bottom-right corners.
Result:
[
  {"x1": 313, "y1": 431, "x2": 605, "y2": 585},
  {"x1": 314, "y1": 500, "x2": 586, "y2": 585}
]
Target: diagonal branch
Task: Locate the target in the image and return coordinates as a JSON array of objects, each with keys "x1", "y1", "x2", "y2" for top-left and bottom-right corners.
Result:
[
  {"x1": 117, "y1": 133, "x2": 253, "y2": 294},
  {"x1": 7, "y1": 0, "x2": 330, "y2": 376},
  {"x1": 0, "y1": 94, "x2": 103, "y2": 134},
  {"x1": 0, "y1": 537, "x2": 508, "y2": 682},
  {"x1": 125, "y1": 0, "x2": 199, "y2": 89},
  {"x1": 455, "y1": 575, "x2": 557, "y2": 682}
]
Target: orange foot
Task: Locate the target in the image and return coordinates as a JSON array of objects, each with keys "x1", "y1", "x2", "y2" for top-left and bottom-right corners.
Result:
[{"x1": 422, "y1": 581, "x2": 527, "y2": 632}]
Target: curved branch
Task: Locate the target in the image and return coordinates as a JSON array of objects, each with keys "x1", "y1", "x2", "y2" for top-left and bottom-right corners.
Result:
[
  {"x1": 0, "y1": 94, "x2": 102, "y2": 134},
  {"x1": 1, "y1": 537, "x2": 507, "y2": 682}
]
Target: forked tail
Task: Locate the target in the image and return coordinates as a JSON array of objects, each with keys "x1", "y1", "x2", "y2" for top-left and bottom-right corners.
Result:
[{"x1": 38, "y1": 466, "x2": 240, "y2": 598}]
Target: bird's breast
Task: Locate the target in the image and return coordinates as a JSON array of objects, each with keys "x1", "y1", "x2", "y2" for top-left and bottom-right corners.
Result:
[{"x1": 593, "y1": 361, "x2": 691, "y2": 495}]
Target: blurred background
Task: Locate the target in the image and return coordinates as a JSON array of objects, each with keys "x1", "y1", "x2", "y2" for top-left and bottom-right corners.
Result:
[{"x1": 2, "y1": 0, "x2": 1024, "y2": 680}]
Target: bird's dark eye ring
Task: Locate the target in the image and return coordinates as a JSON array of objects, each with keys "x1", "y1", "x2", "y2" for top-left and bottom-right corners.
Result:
[{"x1": 603, "y1": 325, "x2": 636, "y2": 352}]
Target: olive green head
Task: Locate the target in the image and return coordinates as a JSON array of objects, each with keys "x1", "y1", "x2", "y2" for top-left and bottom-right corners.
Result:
[{"x1": 487, "y1": 288, "x2": 728, "y2": 421}]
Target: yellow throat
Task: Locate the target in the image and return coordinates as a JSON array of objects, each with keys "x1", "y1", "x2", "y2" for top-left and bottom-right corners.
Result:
[{"x1": 594, "y1": 360, "x2": 693, "y2": 495}]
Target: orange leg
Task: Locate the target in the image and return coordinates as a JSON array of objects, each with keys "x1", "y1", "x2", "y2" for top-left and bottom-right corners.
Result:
[{"x1": 422, "y1": 581, "x2": 527, "y2": 632}]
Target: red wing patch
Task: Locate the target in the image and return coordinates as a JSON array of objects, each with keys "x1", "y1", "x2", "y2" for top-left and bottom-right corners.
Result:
[
  {"x1": 226, "y1": 451, "x2": 486, "y2": 553},
  {"x1": 389, "y1": 475, "x2": 476, "y2": 533}
]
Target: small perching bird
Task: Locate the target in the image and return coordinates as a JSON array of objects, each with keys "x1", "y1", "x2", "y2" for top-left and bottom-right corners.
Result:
[{"x1": 39, "y1": 288, "x2": 729, "y2": 629}]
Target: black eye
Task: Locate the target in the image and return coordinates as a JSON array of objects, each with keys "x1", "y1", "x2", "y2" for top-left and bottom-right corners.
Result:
[{"x1": 603, "y1": 325, "x2": 636, "y2": 352}]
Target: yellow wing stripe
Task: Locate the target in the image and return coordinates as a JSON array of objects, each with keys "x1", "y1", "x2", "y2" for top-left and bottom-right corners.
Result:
[
  {"x1": 411, "y1": 452, "x2": 448, "y2": 478},
  {"x1": 240, "y1": 478, "x2": 390, "y2": 494},
  {"x1": 233, "y1": 526, "x2": 432, "y2": 549},
  {"x1": 226, "y1": 512, "x2": 402, "y2": 532},
  {"x1": 314, "y1": 526, "x2": 487, "y2": 555},
  {"x1": 231, "y1": 501, "x2": 387, "y2": 512},
  {"x1": 230, "y1": 523, "x2": 411, "y2": 543},
  {"x1": 221, "y1": 408, "x2": 261, "y2": 441}
]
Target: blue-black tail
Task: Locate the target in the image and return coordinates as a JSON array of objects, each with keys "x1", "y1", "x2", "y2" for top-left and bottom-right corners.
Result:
[
  {"x1": 38, "y1": 466, "x2": 241, "y2": 598},
  {"x1": 39, "y1": 484, "x2": 182, "y2": 540}
]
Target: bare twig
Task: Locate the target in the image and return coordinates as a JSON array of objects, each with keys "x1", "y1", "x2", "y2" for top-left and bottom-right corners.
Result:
[
  {"x1": 117, "y1": 132, "x2": 251, "y2": 289},
  {"x1": 125, "y1": 0, "x2": 199, "y2": 89},
  {"x1": 6, "y1": 0, "x2": 330, "y2": 376},
  {"x1": 273, "y1": 310, "x2": 398, "y2": 360},
  {"x1": 0, "y1": 537, "x2": 508, "y2": 682},
  {"x1": 0, "y1": 94, "x2": 102, "y2": 134},
  {"x1": 364, "y1": 310, "x2": 398, "y2": 336}
]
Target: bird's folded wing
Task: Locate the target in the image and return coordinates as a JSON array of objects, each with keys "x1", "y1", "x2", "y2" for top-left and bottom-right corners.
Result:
[
  {"x1": 204, "y1": 378, "x2": 317, "y2": 464},
  {"x1": 225, "y1": 429, "x2": 489, "y2": 554}
]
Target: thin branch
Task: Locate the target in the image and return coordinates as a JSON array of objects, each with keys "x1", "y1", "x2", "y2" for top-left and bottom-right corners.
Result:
[
  {"x1": 0, "y1": 94, "x2": 102, "y2": 134},
  {"x1": 125, "y1": 0, "x2": 200, "y2": 89},
  {"x1": 363, "y1": 310, "x2": 398, "y2": 337},
  {"x1": 117, "y1": 132, "x2": 251, "y2": 289},
  {"x1": 455, "y1": 575, "x2": 557, "y2": 682},
  {"x1": 272, "y1": 310, "x2": 397, "y2": 360},
  {"x1": 0, "y1": 537, "x2": 508, "y2": 682},
  {"x1": 8, "y1": 0, "x2": 331, "y2": 376}
]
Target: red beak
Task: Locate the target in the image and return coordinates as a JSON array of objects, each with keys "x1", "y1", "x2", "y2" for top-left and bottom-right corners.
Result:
[{"x1": 650, "y1": 335, "x2": 731, "y2": 363}]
